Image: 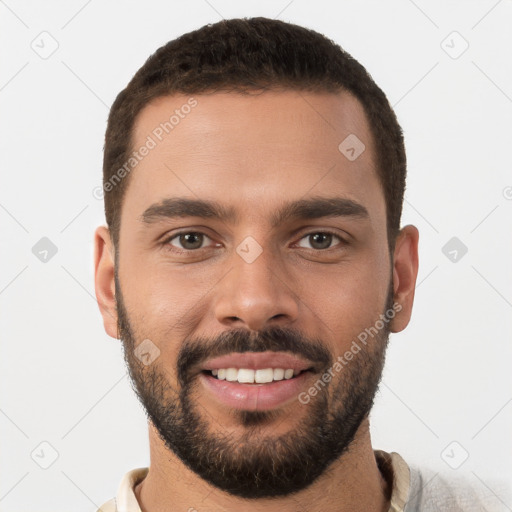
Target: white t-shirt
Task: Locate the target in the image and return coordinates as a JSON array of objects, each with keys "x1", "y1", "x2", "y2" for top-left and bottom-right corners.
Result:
[{"x1": 96, "y1": 450, "x2": 511, "y2": 511}]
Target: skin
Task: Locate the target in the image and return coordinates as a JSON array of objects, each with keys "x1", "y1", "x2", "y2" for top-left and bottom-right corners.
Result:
[{"x1": 94, "y1": 90, "x2": 419, "y2": 512}]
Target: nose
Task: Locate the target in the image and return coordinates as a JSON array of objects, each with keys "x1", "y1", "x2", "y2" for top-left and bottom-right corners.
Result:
[{"x1": 213, "y1": 242, "x2": 300, "y2": 332}]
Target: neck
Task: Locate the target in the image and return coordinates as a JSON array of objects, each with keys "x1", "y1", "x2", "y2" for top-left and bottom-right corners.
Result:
[{"x1": 134, "y1": 418, "x2": 391, "y2": 512}]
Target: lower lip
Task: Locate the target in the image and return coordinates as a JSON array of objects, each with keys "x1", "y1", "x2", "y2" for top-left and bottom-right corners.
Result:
[{"x1": 199, "y1": 371, "x2": 313, "y2": 411}]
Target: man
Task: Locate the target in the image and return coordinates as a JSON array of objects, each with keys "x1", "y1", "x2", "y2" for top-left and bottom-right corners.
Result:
[{"x1": 94, "y1": 17, "x2": 498, "y2": 511}]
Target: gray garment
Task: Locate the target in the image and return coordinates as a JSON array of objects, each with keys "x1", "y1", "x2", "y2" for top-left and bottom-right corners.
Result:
[
  {"x1": 404, "y1": 463, "x2": 511, "y2": 511},
  {"x1": 96, "y1": 453, "x2": 512, "y2": 511}
]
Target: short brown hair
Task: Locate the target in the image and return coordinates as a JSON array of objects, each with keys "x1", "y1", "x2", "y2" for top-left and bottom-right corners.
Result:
[{"x1": 103, "y1": 17, "x2": 406, "y2": 250}]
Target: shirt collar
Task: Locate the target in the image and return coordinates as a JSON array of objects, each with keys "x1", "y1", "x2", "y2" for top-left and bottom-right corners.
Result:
[
  {"x1": 114, "y1": 467, "x2": 147, "y2": 512},
  {"x1": 107, "y1": 450, "x2": 411, "y2": 512},
  {"x1": 374, "y1": 450, "x2": 411, "y2": 511}
]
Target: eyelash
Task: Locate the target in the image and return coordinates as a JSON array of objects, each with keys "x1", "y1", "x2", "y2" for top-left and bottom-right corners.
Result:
[{"x1": 161, "y1": 230, "x2": 347, "y2": 254}]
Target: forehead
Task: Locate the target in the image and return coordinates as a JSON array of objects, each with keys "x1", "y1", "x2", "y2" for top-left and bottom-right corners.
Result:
[{"x1": 123, "y1": 90, "x2": 384, "y2": 228}]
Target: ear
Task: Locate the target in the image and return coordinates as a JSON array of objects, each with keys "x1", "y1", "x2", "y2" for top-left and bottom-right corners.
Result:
[
  {"x1": 389, "y1": 224, "x2": 419, "y2": 333},
  {"x1": 94, "y1": 225, "x2": 118, "y2": 339}
]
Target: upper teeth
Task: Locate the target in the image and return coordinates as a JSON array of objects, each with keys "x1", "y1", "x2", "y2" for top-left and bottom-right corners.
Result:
[{"x1": 212, "y1": 368, "x2": 298, "y2": 383}]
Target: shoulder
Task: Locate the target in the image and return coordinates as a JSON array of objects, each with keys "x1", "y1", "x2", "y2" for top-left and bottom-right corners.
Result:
[
  {"x1": 405, "y1": 464, "x2": 512, "y2": 512},
  {"x1": 95, "y1": 498, "x2": 117, "y2": 512},
  {"x1": 94, "y1": 467, "x2": 148, "y2": 512}
]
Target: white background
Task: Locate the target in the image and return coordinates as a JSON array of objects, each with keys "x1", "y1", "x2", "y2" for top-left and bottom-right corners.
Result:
[{"x1": 1, "y1": 1, "x2": 511, "y2": 510}]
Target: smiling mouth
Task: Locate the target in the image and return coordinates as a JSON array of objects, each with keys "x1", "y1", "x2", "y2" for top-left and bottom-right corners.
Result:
[{"x1": 202, "y1": 367, "x2": 314, "y2": 384}]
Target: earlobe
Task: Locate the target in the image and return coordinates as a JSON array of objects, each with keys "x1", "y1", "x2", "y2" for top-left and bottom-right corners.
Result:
[
  {"x1": 389, "y1": 225, "x2": 419, "y2": 333},
  {"x1": 94, "y1": 225, "x2": 119, "y2": 339}
]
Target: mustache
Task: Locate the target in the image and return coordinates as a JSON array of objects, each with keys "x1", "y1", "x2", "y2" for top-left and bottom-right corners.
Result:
[{"x1": 177, "y1": 326, "x2": 333, "y2": 387}]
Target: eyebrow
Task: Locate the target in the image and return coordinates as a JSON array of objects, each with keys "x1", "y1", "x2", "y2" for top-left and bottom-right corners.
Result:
[{"x1": 139, "y1": 196, "x2": 369, "y2": 228}]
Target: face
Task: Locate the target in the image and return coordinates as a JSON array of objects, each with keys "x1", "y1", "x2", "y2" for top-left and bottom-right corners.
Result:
[{"x1": 97, "y1": 90, "x2": 416, "y2": 498}]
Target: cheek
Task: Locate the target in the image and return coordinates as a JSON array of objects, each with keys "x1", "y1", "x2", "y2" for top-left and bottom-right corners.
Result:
[
  {"x1": 120, "y1": 249, "x2": 208, "y2": 320},
  {"x1": 119, "y1": 264, "x2": 215, "y2": 368},
  {"x1": 302, "y1": 251, "x2": 390, "y2": 348}
]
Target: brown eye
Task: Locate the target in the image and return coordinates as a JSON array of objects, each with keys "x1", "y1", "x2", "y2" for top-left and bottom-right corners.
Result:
[
  {"x1": 309, "y1": 233, "x2": 332, "y2": 250},
  {"x1": 297, "y1": 232, "x2": 343, "y2": 250},
  {"x1": 169, "y1": 232, "x2": 209, "y2": 251}
]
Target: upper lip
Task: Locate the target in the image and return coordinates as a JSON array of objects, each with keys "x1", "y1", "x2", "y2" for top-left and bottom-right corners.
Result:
[{"x1": 201, "y1": 351, "x2": 316, "y2": 373}]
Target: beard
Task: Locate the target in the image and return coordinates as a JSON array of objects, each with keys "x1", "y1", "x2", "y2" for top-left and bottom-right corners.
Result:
[{"x1": 115, "y1": 272, "x2": 393, "y2": 499}]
